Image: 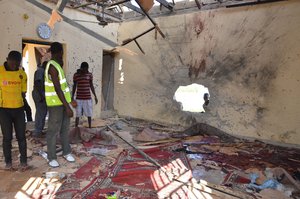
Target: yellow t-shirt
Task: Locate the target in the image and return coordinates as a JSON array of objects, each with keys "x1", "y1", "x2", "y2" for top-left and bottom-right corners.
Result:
[{"x1": 0, "y1": 65, "x2": 27, "y2": 108}]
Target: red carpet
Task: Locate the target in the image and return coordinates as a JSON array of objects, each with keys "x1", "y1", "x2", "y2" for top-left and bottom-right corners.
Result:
[
  {"x1": 80, "y1": 143, "x2": 192, "y2": 199},
  {"x1": 55, "y1": 157, "x2": 103, "y2": 199}
]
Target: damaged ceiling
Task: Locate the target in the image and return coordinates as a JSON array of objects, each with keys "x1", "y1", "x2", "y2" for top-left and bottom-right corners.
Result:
[
  {"x1": 45, "y1": 0, "x2": 286, "y2": 25},
  {"x1": 36, "y1": 0, "x2": 286, "y2": 50}
]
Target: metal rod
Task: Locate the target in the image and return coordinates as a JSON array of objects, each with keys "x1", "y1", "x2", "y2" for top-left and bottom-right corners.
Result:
[
  {"x1": 134, "y1": 0, "x2": 156, "y2": 26},
  {"x1": 56, "y1": 0, "x2": 69, "y2": 12},
  {"x1": 72, "y1": 19, "x2": 99, "y2": 23},
  {"x1": 155, "y1": 25, "x2": 165, "y2": 38},
  {"x1": 108, "y1": 0, "x2": 131, "y2": 7},
  {"x1": 73, "y1": 2, "x2": 95, "y2": 9},
  {"x1": 122, "y1": 26, "x2": 155, "y2": 46},
  {"x1": 155, "y1": 0, "x2": 173, "y2": 10},
  {"x1": 107, "y1": 125, "x2": 163, "y2": 169},
  {"x1": 226, "y1": 0, "x2": 286, "y2": 8},
  {"x1": 195, "y1": 0, "x2": 201, "y2": 9},
  {"x1": 134, "y1": 40, "x2": 145, "y2": 54}
]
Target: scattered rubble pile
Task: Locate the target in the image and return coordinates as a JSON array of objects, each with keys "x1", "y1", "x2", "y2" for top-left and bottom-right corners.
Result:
[{"x1": 0, "y1": 118, "x2": 299, "y2": 199}]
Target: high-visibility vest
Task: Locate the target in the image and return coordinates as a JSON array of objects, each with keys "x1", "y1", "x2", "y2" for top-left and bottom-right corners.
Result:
[{"x1": 44, "y1": 60, "x2": 71, "y2": 106}]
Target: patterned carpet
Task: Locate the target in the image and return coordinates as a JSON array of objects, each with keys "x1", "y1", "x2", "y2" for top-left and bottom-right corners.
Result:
[{"x1": 56, "y1": 142, "x2": 193, "y2": 199}]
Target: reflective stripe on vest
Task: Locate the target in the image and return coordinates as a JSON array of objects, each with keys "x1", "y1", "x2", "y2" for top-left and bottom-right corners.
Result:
[{"x1": 45, "y1": 60, "x2": 71, "y2": 106}]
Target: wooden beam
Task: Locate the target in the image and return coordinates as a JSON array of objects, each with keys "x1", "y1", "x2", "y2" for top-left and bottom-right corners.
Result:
[{"x1": 122, "y1": 26, "x2": 156, "y2": 46}]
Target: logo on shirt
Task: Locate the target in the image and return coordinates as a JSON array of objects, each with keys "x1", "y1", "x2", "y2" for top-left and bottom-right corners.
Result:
[
  {"x1": 2, "y1": 80, "x2": 21, "y2": 85},
  {"x1": 19, "y1": 75, "x2": 23, "y2": 79},
  {"x1": 2, "y1": 80, "x2": 8, "y2": 86}
]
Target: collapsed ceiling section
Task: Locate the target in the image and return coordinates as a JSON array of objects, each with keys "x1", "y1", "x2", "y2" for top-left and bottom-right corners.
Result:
[
  {"x1": 33, "y1": 0, "x2": 285, "y2": 50},
  {"x1": 45, "y1": 0, "x2": 160, "y2": 25},
  {"x1": 45, "y1": 0, "x2": 286, "y2": 26}
]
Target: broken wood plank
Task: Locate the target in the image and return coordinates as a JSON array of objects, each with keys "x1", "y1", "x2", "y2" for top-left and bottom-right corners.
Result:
[
  {"x1": 137, "y1": 138, "x2": 181, "y2": 146},
  {"x1": 175, "y1": 179, "x2": 254, "y2": 199},
  {"x1": 196, "y1": 180, "x2": 254, "y2": 199}
]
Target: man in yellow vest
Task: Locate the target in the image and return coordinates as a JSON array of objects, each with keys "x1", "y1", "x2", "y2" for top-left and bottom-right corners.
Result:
[
  {"x1": 45, "y1": 42, "x2": 75, "y2": 168},
  {"x1": 0, "y1": 51, "x2": 28, "y2": 170}
]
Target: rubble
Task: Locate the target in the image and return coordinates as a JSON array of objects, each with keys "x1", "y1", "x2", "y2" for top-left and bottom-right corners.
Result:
[{"x1": 0, "y1": 117, "x2": 299, "y2": 199}]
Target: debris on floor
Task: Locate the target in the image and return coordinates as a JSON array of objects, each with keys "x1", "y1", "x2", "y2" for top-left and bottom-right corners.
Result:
[{"x1": 0, "y1": 117, "x2": 299, "y2": 199}]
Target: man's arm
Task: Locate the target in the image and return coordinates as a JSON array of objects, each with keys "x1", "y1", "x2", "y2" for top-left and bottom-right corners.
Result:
[
  {"x1": 49, "y1": 65, "x2": 73, "y2": 117},
  {"x1": 72, "y1": 81, "x2": 77, "y2": 100},
  {"x1": 90, "y1": 79, "x2": 98, "y2": 104},
  {"x1": 21, "y1": 70, "x2": 27, "y2": 101}
]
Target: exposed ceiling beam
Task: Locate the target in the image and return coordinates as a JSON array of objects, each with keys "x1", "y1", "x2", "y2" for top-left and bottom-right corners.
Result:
[
  {"x1": 72, "y1": 2, "x2": 95, "y2": 9},
  {"x1": 26, "y1": 0, "x2": 118, "y2": 47},
  {"x1": 108, "y1": 0, "x2": 131, "y2": 7},
  {"x1": 56, "y1": 0, "x2": 70, "y2": 12},
  {"x1": 123, "y1": 2, "x2": 144, "y2": 15},
  {"x1": 68, "y1": 0, "x2": 122, "y2": 22},
  {"x1": 225, "y1": 0, "x2": 286, "y2": 8},
  {"x1": 195, "y1": 0, "x2": 201, "y2": 9},
  {"x1": 155, "y1": 0, "x2": 173, "y2": 10}
]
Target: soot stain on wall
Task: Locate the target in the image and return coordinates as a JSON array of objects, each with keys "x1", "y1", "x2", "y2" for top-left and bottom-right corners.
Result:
[
  {"x1": 206, "y1": 52, "x2": 278, "y2": 95},
  {"x1": 242, "y1": 65, "x2": 278, "y2": 94},
  {"x1": 206, "y1": 55, "x2": 247, "y2": 83}
]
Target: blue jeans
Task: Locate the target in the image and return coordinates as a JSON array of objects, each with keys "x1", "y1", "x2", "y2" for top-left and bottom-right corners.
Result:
[
  {"x1": 32, "y1": 90, "x2": 47, "y2": 135},
  {"x1": 47, "y1": 106, "x2": 71, "y2": 161},
  {"x1": 0, "y1": 107, "x2": 27, "y2": 164}
]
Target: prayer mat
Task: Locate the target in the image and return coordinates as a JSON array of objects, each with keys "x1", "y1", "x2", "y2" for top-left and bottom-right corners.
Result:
[
  {"x1": 55, "y1": 157, "x2": 103, "y2": 199},
  {"x1": 80, "y1": 143, "x2": 193, "y2": 199}
]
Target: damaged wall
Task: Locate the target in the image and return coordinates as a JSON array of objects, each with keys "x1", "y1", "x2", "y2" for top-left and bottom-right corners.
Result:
[
  {"x1": 115, "y1": 0, "x2": 300, "y2": 145},
  {"x1": 0, "y1": 0, "x2": 119, "y2": 118}
]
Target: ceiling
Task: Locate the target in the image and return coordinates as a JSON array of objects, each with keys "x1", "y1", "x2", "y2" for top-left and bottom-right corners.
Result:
[{"x1": 45, "y1": 0, "x2": 286, "y2": 25}]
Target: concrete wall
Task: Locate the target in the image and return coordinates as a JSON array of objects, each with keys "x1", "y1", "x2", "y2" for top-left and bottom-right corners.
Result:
[
  {"x1": 0, "y1": 0, "x2": 119, "y2": 118},
  {"x1": 115, "y1": 0, "x2": 300, "y2": 145}
]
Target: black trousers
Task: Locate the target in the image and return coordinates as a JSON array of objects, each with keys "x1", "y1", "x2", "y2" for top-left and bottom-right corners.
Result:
[{"x1": 0, "y1": 107, "x2": 27, "y2": 164}]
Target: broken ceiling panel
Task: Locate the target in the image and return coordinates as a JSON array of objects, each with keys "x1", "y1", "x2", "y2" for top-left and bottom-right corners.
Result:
[{"x1": 45, "y1": 0, "x2": 286, "y2": 23}]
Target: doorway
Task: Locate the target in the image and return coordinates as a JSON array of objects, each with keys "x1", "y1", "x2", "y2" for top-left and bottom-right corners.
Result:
[
  {"x1": 101, "y1": 51, "x2": 115, "y2": 111},
  {"x1": 22, "y1": 39, "x2": 51, "y2": 120}
]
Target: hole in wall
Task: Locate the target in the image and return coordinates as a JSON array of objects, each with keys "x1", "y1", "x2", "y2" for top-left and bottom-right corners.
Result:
[{"x1": 173, "y1": 83, "x2": 210, "y2": 113}]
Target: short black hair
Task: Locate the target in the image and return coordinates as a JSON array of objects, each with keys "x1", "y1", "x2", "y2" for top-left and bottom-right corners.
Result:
[
  {"x1": 50, "y1": 42, "x2": 63, "y2": 54},
  {"x1": 80, "y1": 62, "x2": 89, "y2": 69},
  {"x1": 8, "y1": 51, "x2": 22, "y2": 62}
]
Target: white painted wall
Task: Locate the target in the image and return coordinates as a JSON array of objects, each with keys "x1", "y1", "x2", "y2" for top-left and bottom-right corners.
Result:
[
  {"x1": 0, "y1": 0, "x2": 119, "y2": 119},
  {"x1": 115, "y1": 0, "x2": 300, "y2": 145}
]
